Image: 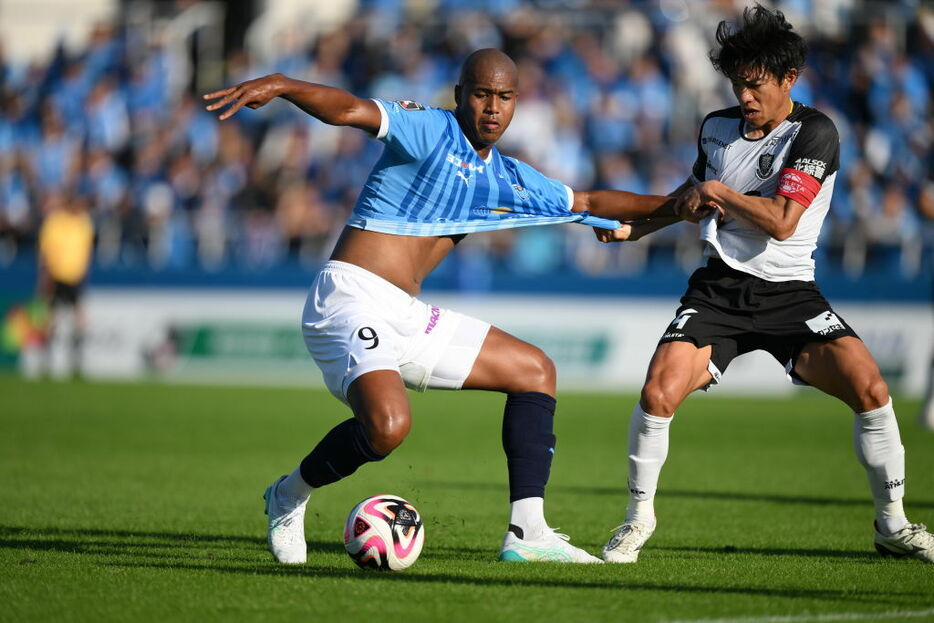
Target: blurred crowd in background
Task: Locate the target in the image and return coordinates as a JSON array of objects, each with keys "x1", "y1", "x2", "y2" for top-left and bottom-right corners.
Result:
[{"x1": 0, "y1": 0, "x2": 931, "y2": 288}]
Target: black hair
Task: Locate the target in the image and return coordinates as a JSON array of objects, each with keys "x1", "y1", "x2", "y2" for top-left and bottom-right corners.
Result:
[{"x1": 710, "y1": 4, "x2": 807, "y2": 82}]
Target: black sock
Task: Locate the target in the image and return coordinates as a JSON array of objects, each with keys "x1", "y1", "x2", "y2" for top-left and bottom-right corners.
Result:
[
  {"x1": 502, "y1": 392, "x2": 556, "y2": 502},
  {"x1": 299, "y1": 418, "x2": 386, "y2": 488}
]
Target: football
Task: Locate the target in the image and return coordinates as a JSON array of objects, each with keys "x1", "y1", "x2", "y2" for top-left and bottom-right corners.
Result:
[{"x1": 343, "y1": 494, "x2": 425, "y2": 571}]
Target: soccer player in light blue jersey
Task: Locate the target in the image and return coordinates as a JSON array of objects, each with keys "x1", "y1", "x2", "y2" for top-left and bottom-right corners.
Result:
[{"x1": 205, "y1": 49, "x2": 675, "y2": 565}]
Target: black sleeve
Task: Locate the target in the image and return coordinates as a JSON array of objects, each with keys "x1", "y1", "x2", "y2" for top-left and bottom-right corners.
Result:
[
  {"x1": 691, "y1": 116, "x2": 709, "y2": 182},
  {"x1": 782, "y1": 111, "x2": 840, "y2": 184}
]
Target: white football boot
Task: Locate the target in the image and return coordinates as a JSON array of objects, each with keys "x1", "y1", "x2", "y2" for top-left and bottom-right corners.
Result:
[
  {"x1": 263, "y1": 475, "x2": 308, "y2": 564},
  {"x1": 874, "y1": 522, "x2": 934, "y2": 563},
  {"x1": 499, "y1": 526, "x2": 603, "y2": 563},
  {"x1": 602, "y1": 519, "x2": 656, "y2": 563}
]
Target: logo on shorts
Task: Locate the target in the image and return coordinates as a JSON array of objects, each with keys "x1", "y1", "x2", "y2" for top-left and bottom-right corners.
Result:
[
  {"x1": 670, "y1": 308, "x2": 698, "y2": 330},
  {"x1": 805, "y1": 311, "x2": 845, "y2": 336},
  {"x1": 424, "y1": 306, "x2": 441, "y2": 334}
]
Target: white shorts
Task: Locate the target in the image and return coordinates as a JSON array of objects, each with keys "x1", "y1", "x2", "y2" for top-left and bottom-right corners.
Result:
[{"x1": 302, "y1": 261, "x2": 491, "y2": 405}]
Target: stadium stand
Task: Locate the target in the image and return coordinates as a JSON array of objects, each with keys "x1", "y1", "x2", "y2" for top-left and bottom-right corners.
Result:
[{"x1": 0, "y1": 0, "x2": 930, "y2": 298}]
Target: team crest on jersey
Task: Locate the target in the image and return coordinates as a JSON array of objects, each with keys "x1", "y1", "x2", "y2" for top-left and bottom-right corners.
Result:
[
  {"x1": 396, "y1": 100, "x2": 425, "y2": 111},
  {"x1": 512, "y1": 184, "x2": 531, "y2": 201},
  {"x1": 756, "y1": 153, "x2": 774, "y2": 180}
]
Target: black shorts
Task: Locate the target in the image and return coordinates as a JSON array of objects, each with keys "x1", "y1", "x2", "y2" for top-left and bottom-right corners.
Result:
[
  {"x1": 658, "y1": 259, "x2": 860, "y2": 384},
  {"x1": 51, "y1": 281, "x2": 82, "y2": 307}
]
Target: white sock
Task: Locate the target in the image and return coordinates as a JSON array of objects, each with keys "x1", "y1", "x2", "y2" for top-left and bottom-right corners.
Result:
[
  {"x1": 277, "y1": 467, "x2": 314, "y2": 503},
  {"x1": 853, "y1": 398, "x2": 908, "y2": 535},
  {"x1": 509, "y1": 497, "x2": 547, "y2": 540},
  {"x1": 625, "y1": 404, "x2": 672, "y2": 525}
]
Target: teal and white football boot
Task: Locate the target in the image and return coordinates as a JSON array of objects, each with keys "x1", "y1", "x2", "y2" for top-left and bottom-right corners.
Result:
[{"x1": 498, "y1": 525, "x2": 602, "y2": 563}]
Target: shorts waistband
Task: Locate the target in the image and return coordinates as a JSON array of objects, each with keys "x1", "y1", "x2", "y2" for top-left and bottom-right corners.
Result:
[{"x1": 318, "y1": 260, "x2": 415, "y2": 304}]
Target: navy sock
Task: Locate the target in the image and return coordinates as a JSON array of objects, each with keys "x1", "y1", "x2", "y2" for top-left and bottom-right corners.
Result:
[
  {"x1": 299, "y1": 418, "x2": 386, "y2": 488},
  {"x1": 502, "y1": 392, "x2": 557, "y2": 502}
]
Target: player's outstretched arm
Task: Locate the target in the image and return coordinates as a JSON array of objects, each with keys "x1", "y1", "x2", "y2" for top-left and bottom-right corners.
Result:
[
  {"x1": 585, "y1": 178, "x2": 698, "y2": 243},
  {"x1": 203, "y1": 73, "x2": 381, "y2": 134},
  {"x1": 593, "y1": 216, "x2": 684, "y2": 243},
  {"x1": 571, "y1": 189, "x2": 677, "y2": 222}
]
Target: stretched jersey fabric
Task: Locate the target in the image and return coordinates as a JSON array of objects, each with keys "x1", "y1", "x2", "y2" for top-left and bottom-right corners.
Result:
[
  {"x1": 690, "y1": 102, "x2": 840, "y2": 282},
  {"x1": 346, "y1": 99, "x2": 619, "y2": 235}
]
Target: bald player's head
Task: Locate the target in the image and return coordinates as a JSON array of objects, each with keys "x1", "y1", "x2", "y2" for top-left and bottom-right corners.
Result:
[
  {"x1": 457, "y1": 48, "x2": 518, "y2": 88},
  {"x1": 454, "y1": 49, "x2": 519, "y2": 152}
]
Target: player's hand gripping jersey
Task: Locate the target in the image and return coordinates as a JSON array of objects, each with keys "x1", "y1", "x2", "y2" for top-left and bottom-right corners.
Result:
[
  {"x1": 691, "y1": 103, "x2": 840, "y2": 281},
  {"x1": 347, "y1": 99, "x2": 619, "y2": 235}
]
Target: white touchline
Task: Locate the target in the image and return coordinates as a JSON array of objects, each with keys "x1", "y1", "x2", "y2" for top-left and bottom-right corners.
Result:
[{"x1": 668, "y1": 608, "x2": 934, "y2": 623}]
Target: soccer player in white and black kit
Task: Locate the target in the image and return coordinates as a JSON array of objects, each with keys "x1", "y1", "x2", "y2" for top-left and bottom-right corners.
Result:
[{"x1": 596, "y1": 5, "x2": 934, "y2": 563}]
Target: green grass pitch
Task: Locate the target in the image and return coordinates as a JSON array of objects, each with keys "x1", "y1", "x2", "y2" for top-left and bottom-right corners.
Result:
[{"x1": 1, "y1": 375, "x2": 932, "y2": 622}]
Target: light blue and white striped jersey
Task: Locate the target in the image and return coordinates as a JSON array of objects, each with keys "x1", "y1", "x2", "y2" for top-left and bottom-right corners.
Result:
[{"x1": 346, "y1": 99, "x2": 618, "y2": 236}]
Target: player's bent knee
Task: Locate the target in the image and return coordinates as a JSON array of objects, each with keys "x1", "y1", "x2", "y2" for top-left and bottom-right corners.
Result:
[
  {"x1": 520, "y1": 350, "x2": 556, "y2": 394},
  {"x1": 536, "y1": 352, "x2": 557, "y2": 390},
  {"x1": 855, "y1": 375, "x2": 890, "y2": 413},
  {"x1": 362, "y1": 409, "x2": 412, "y2": 455},
  {"x1": 640, "y1": 383, "x2": 679, "y2": 418},
  {"x1": 494, "y1": 347, "x2": 556, "y2": 395}
]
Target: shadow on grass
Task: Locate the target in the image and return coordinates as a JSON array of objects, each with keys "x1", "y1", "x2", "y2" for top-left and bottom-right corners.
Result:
[
  {"x1": 0, "y1": 524, "x2": 927, "y2": 607},
  {"x1": 415, "y1": 481, "x2": 934, "y2": 510},
  {"x1": 109, "y1": 559, "x2": 924, "y2": 607},
  {"x1": 0, "y1": 524, "x2": 456, "y2": 562},
  {"x1": 651, "y1": 544, "x2": 878, "y2": 560},
  {"x1": 0, "y1": 525, "x2": 334, "y2": 558}
]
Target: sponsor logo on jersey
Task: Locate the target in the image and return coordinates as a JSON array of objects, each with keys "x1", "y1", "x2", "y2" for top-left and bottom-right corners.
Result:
[
  {"x1": 446, "y1": 153, "x2": 485, "y2": 173},
  {"x1": 805, "y1": 311, "x2": 845, "y2": 335},
  {"x1": 456, "y1": 171, "x2": 471, "y2": 186},
  {"x1": 792, "y1": 157, "x2": 826, "y2": 179},
  {"x1": 884, "y1": 478, "x2": 905, "y2": 490},
  {"x1": 471, "y1": 206, "x2": 517, "y2": 217},
  {"x1": 702, "y1": 136, "x2": 731, "y2": 149},
  {"x1": 396, "y1": 100, "x2": 425, "y2": 111},
  {"x1": 756, "y1": 153, "x2": 775, "y2": 179}
]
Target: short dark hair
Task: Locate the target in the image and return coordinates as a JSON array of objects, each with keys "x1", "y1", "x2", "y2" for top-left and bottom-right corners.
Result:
[{"x1": 710, "y1": 4, "x2": 807, "y2": 82}]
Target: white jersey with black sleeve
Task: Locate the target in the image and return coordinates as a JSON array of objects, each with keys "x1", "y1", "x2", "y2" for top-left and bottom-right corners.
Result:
[{"x1": 690, "y1": 102, "x2": 840, "y2": 282}]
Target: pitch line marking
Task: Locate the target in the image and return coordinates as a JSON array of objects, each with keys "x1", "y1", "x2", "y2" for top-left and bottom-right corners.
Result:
[{"x1": 669, "y1": 608, "x2": 934, "y2": 623}]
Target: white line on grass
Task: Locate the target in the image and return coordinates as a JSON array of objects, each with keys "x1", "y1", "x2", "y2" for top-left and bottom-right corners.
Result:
[{"x1": 669, "y1": 608, "x2": 934, "y2": 623}]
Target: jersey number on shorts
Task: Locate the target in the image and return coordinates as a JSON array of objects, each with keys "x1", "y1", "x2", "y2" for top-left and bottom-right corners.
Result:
[
  {"x1": 671, "y1": 308, "x2": 699, "y2": 330},
  {"x1": 357, "y1": 327, "x2": 380, "y2": 349}
]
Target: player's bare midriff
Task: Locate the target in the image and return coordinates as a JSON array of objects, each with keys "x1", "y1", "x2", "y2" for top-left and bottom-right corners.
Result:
[{"x1": 329, "y1": 226, "x2": 463, "y2": 296}]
